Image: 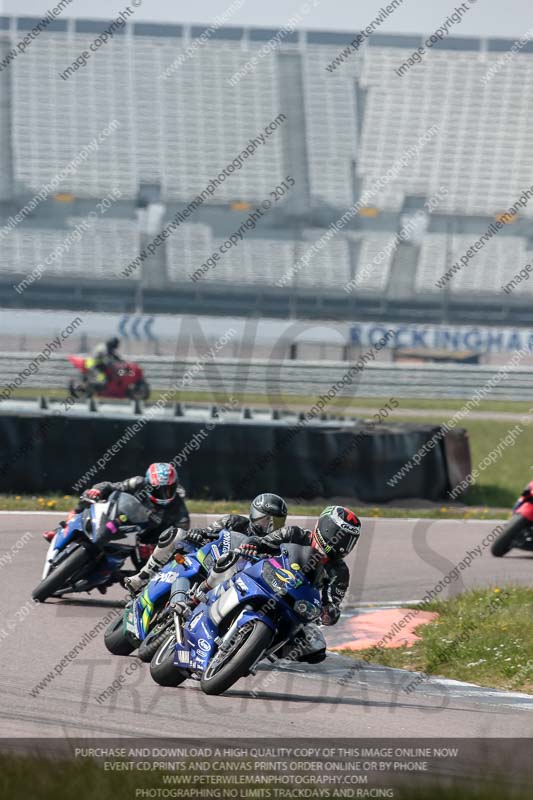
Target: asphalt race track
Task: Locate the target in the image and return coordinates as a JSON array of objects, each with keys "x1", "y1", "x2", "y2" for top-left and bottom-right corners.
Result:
[{"x1": 1, "y1": 512, "x2": 532, "y2": 739}]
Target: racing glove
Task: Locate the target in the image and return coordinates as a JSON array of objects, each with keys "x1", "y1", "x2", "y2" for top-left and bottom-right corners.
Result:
[
  {"x1": 185, "y1": 528, "x2": 209, "y2": 546},
  {"x1": 321, "y1": 604, "x2": 341, "y2": 626},
  {"x1": 235, "y1": 537, "x2": 266, "y2": 560},
  {"x1": 85, "y1": 488, "x2": 102, "y2": 500},
  {"x1": 236, "y1": 543, "x2": 258, "y2": 560}
]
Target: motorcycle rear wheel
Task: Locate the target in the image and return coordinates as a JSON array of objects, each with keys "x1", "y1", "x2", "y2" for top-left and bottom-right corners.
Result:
[
  {"x1": 104, "y1": 613, "x2": 138, "y2": 656},
  {"x1": 127, "y1": 381, "x2": 150, "y2": 401},
  {"x1": 491, "y1": 515, "x2": 530, "y2": 557},
  {"x1": 32, "y1": 547, "x2": 92, "y2": 602},
  {"x1": 200, "y1": 619, "x2": 272, "y2": 696}
]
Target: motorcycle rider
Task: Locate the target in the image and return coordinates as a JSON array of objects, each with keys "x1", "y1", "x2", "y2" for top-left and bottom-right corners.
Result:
[
  {"x1": 123, "y1": 493, "x2": 288, "y2": 596},
  {"x1": 75, "y1": 463, "x2": 190, "y2": 554},
  {"x1": 192, "y1": 505, "x2": 361, "y2": 663},
  {"x1": 87, "y1": 337, "x2": 122, "y2": 389}
]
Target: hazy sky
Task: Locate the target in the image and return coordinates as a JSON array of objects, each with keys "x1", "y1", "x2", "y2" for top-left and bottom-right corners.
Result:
[{"x1": 2, "y1": 0, "x2": 533, "y2": 39}]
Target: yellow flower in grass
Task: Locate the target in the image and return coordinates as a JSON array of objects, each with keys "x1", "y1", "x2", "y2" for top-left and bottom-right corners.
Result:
[
  {"x1": 47, "y1": 500, "x2": 57, "y2": 509},
  {"x1": 38, "y1": 497, "x2": 45, "y2": 505},
  {"x1": 493, "y1": 588, "x2": 501, "y2": 594},
  {"x1": 15, "y1": 496, "x2": 21, "y2": 501}
]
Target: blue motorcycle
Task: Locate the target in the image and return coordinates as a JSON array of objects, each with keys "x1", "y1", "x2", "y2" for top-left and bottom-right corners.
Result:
[
  {"x1": 150, "y1": 543, "x2": 322, "y2": 696},
  {"x1": 32, "y1": 491, "x2": 153, "y2": 602},
  {"x1": 104, "y1": 529, "x2": 248, "y2": 660}
]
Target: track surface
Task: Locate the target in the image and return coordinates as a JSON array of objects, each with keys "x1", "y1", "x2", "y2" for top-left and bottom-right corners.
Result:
[{"x1": 1, "y1": 513, "x2": 532, "y2": 739}]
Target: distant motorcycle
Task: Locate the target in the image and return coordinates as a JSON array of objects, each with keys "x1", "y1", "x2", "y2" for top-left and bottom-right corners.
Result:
[
  {"x1": 67, "y1": 355, "x2": 150, "y2": 401},
  {"x1": 149, "y1": 543, "x2": 322, "y2": 696},
  {"x1": 491, "y1": 483, "x2": 533, "y2": 557},
  {"x1": 32, "y1": 491, "x2": 153, "y2": 602}
]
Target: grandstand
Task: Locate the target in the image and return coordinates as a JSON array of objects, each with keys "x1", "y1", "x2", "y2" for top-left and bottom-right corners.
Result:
[{"x1": 1, "y1": 18, "x2": 533, "y2": 323}]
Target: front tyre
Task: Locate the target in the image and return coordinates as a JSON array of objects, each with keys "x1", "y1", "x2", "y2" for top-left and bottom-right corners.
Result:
[
  {"x1": 491, "y1": 515, "x2": 531, "y2": 557},
  {"x1": 150, "y1": 633, "x2": 187, "y2": 687},
  {"x1": 32, "y1": 547, "x2": 92, "y2": 602},
  {"x1": 104, "y1": 613, "x2": 138, "y2": 656},
  {"x1": 200, "y1": 619, "x2": 273, "y2": 696}
]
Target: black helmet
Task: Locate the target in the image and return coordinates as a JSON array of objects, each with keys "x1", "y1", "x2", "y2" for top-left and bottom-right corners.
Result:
[
  {"x1": 311, "y1": 506, "x2": 361, "y2": 560},
  {"x1": 107, "y1": 337, "x2": 120, "y2": 352},
  {"x1": 249, "y1": 493, "x2": 288, "y2": 536}
]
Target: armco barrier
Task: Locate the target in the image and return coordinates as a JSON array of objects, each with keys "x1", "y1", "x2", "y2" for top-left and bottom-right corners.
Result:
[
  {"x1": 1, "y1": 352, "x2": 533, "y2": 400},
  {"x1": 0, "y1": 407, "x2": 470, "y2": 502}
]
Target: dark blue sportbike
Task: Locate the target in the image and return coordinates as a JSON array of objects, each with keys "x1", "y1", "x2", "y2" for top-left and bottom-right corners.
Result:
[
  {"x1": 149, "y1": 543, "x2": 322, "y2": 696},
  {"x1": 32, "y1": 491, "x2": 153, "y2": 602},
  {"x1": 104, "y1": 529, "x2": 247, "y2": 661}
]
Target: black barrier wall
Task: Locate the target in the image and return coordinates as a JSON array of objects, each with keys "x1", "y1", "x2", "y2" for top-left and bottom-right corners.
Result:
[{"x1": 0, "y1": 411, "x2": 469, "y2": 502}]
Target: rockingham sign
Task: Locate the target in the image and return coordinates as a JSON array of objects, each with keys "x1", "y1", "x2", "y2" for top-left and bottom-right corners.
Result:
[{"x1": 350, "y1": 323, "x2": 533, "y2": 355}]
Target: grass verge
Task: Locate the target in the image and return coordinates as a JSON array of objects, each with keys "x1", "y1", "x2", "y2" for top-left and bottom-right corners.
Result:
[
  {"x1": 0, "y1": 493, "x2": 509, "y2": 519},
  {"x1": 341, "y1": 587, "x2": 533, "y2": 694},
  {"x1": 392, "y1": 416, "x2": 532, "y2": 508},
  {"x1": 7, "y1": 386, "x2": 533, "y2": 415}
]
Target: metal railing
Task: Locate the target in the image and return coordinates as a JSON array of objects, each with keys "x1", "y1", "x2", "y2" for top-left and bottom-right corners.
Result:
[{"x1": 0, "y1": 352, "x2": 532, "y2": 402}]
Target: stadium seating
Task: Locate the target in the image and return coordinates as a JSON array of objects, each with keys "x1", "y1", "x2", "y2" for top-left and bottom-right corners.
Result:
[
  {"x1": 2, "y1": 17, "x2": 533, "y2": 302},
  {"x1": 5, "y1": 20, "x2": 533, "y2": 218},
  {"x1": 0, "y1": 219, "x2": 140, "y2": 280},
  {"x1": 415, "y1": 233, "x2": 532, "y2": 294},
  {"x1": 359, "y1": 46, "x2": 533, "y2": 217}
]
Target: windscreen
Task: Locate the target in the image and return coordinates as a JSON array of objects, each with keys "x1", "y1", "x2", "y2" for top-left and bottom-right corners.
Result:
[{"x1": 114, "y1": 493, "x2": 151, "y2": 526}]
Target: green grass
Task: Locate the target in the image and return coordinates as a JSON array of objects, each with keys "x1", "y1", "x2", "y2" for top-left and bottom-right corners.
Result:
[
  {"x1": 0, "y1": 754, "x2": 529, "y2": 800},
  {"x1": 393, "y1": 415, "x2": 532, "y2": 508},
  {"x1": 7, "y1": 385, "x2": 533, "y2": 415},
  {"x1": 0, "y1": 493, "x2": 510, "y2": 519},
  {"x1": 343, "y1": 587, "x2": 533, "y2": 694}
]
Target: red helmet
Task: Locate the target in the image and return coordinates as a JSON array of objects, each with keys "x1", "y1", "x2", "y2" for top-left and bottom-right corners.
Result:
[
  {"x1": 311, "y1": 506, "x2": 361, "y2": 560},
  {"x1": 145, "y1": 463, "x2": 178, "y2": 506}
]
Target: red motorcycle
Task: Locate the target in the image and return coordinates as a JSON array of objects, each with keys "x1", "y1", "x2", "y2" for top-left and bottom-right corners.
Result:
[
  {"x1": 491, "y1": 481, "x2": 533, "y2": 557},
  {"x1": 68, "y1": 355, "x2": 150, "y2": 401}
]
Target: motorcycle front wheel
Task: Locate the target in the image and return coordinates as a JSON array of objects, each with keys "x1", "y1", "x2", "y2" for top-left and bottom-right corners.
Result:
[
  {"x1": 150, "y1": 633, "x2": 188, "y2": 687},
  {"x1": 32, "y1": 547, "x2": 92, "y2": 602},
  {"x1": 200, "y1": 619, "x2": 272, "y2": 696},
  {"x1": 491, "y1": 515, "x2": 531, "y2": 557}
]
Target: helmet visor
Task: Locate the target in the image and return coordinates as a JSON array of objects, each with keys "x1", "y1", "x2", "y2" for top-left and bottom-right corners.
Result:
[
  {"x1": 150, "y1": 484, "x2": 176, "y2": 502},
  {"x1": 250, "y1": 514, "x2": 285, "y2": 535}
]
